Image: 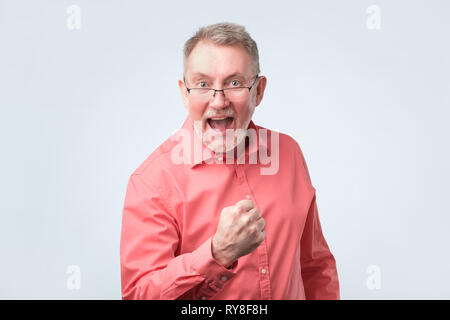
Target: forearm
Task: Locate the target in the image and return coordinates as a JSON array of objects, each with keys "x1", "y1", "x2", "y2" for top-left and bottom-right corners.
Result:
[
  {"x1": 121, "y1": 237, "x2": 238, "y2": 300},
  {"x1": 301, "y1": 252, "x2": 340, "y2": 300}
]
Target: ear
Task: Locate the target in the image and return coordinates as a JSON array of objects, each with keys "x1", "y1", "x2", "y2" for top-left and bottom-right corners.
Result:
[
  {"x1": 178, "y1": 79, "x2": 189, "y2": 110},
  {"x1": 254, "y1": 76, "x2": 267, "y2": 107}
]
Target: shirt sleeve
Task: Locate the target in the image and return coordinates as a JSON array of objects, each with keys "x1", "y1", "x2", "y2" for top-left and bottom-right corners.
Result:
[
  {"x1": 300, "y1": 193, "x2": 340, "y2": 300},
  {"x1": 120, "y1": 173, "x2": 238, "y2": 300},
  {"x1": 293, "y1": 139, "x2": 340, "y2": 300}
]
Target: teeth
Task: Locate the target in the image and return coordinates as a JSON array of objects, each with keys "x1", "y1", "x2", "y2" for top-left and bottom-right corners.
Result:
[{"x1": 210, "y1": 117, "x2": 227, "y2": 120}]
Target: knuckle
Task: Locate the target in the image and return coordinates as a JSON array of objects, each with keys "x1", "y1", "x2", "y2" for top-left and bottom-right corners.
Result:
[
  {"x1": 248, "y1": 225, "x2": 257, "y2": 235},
  {"x1": 260, "y1": 218, "x2": 266, "y2": 228},
  {"x1": 241, "y1": 215, "x2": 250, "y2": 225}
]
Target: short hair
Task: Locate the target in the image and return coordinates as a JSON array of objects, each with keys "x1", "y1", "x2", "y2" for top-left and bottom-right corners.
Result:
[{"x1": 183, "y1": 22, "x2": 260, "y2": 76}]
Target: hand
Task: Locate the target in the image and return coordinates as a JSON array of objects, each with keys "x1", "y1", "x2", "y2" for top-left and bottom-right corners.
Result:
[{"x1": 212, "y1": 199, "x2": 266, "y2": 268}]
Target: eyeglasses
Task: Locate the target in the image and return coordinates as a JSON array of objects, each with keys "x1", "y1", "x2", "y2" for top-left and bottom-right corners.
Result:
[{"x1": 184, "y1": 75, "x2": 259, "y2": 102}]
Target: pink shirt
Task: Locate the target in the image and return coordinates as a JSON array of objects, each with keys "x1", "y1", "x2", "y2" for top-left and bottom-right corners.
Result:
[{"x1": 120, "y1": 116, "x2": 340, "y2": 300}]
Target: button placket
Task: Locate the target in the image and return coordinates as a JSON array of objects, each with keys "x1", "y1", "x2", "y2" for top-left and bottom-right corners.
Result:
[{"x1": 236, "y1": 163, "x2": 271, "y2": 300}]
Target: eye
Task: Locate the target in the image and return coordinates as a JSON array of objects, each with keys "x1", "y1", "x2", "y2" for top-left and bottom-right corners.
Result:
[
  {"x1": 198, "y1": 81, "x2": 208, "y2": 88},
  {"x1": 230, "y1": 80, "x2": 240, "y2": 86}
]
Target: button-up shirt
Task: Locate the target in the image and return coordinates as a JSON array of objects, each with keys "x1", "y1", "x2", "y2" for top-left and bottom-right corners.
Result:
[{"x1": 120, "y1": 115, "x2": 340, "y2": 300}]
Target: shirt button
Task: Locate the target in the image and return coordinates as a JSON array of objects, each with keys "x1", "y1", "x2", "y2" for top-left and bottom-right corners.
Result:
[
  {"x1": 246, "y1": 194, "x2": 251, "y2": 199},
  {"x1": 221, "y1": 276, "x2": 228, "y2": 281},
  {"x1": 261, "y1": 268, "x2": 267, "y2": 274},
  {"x1": 201, "y1": 296, "x2": 207, "y2": 300}
]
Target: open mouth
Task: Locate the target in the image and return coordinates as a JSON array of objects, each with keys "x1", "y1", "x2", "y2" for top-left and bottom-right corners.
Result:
[{"x1": 206, "y1": 117, "x2": 234, "y2": 134}]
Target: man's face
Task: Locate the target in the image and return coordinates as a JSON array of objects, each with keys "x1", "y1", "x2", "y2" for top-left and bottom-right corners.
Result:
[{"x1": 178, "y1": 40, "x2": 266, "y2": 154}]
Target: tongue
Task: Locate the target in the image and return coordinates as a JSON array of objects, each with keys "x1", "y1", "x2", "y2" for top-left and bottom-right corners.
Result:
[{"x1": 210, "y1": 118, "x2": 232, "y2": 131}]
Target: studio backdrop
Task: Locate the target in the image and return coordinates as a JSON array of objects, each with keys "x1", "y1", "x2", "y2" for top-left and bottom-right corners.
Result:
[{"x1": 0, "y1": 0, "x2": 449, "y2": 299}]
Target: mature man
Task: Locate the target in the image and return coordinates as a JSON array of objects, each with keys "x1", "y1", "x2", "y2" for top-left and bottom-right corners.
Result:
[{"x1": 120, "y1": 22, "x2": 340, "y2": 300}]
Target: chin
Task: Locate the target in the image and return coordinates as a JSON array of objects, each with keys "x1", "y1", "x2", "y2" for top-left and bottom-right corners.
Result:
[
  {"x1": 203, "y1": 131, "x2": 237, "y2": 155},
  {"x1": 206, "y1": 130, "x2": 249, "y2": 156}
]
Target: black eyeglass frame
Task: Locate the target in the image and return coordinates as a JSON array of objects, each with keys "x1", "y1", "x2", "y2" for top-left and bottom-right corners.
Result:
[{"x1": 184, "y1": 75, "x2": 260, "y2": 98}]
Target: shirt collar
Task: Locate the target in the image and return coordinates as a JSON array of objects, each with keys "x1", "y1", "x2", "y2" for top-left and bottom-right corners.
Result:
[{"x1": 177, "y1": 115, "x2": 269, "y2": 168}]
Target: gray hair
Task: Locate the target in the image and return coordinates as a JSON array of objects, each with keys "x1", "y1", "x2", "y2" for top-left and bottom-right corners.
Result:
[{"x1": 183, "y1": 22, "x2": 260, "y2": 76}]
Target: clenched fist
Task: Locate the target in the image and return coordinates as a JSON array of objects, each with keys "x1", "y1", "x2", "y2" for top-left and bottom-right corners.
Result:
[{"x1": 212, "y1": 199, "x2": 266, "y2": 268}]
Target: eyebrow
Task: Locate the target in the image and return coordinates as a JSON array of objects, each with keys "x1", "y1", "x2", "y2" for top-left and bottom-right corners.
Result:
[{"x1": 190, "y1": 72, "x2": 247, "y2": 81}]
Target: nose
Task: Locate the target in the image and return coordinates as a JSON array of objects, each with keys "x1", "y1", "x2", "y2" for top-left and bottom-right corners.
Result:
[{"x1": 209, "y1": 90, "x2": 230, "y2": 110}]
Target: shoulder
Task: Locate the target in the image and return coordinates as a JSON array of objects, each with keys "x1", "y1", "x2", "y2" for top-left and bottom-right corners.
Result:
[
  {"x1": 255, "y1": 123, "x2": 305, "y2": 157},
  {"x1": 125, "y1": 134, "x2": 183, "y2": 215},
  {"x1": 256, "y1": 123, "x2": 314, "y2": 188},
  {"x1": 130, "y1": 133, "x2": 181, "y2": 183}
]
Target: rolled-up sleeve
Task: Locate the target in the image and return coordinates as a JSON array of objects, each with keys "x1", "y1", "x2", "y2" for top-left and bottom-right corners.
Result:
[
  {"x1": 120, "y1": 173, "x2": 238, "y2": 300},
  {"x1": 300, "y1": 193, "x2": 340, "y2": 300}
]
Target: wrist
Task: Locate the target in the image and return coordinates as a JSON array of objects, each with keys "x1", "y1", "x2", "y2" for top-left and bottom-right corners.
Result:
[{"x1": 211, "y1": 236, "x2": 235, "y2": 268}]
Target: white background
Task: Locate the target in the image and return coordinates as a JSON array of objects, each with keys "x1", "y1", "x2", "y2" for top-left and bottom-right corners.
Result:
[{"x1": 1, "y1": 0, "x2": 449, "y2": 299}]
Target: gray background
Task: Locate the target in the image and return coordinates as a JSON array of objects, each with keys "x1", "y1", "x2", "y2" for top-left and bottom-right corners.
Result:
[{"x1": 1, "y1": 0, "x2": 449, "y2": 299}]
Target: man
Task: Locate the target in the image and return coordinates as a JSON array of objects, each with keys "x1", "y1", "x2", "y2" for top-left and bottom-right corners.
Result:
[{"x1": 120, "y1": 22, "x2": 340, "y2": 300}]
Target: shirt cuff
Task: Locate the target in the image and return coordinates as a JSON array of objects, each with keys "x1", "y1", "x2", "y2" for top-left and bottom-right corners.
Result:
[{"x1": 191, "y1": 236, "x2": 238, "y2": 291}]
